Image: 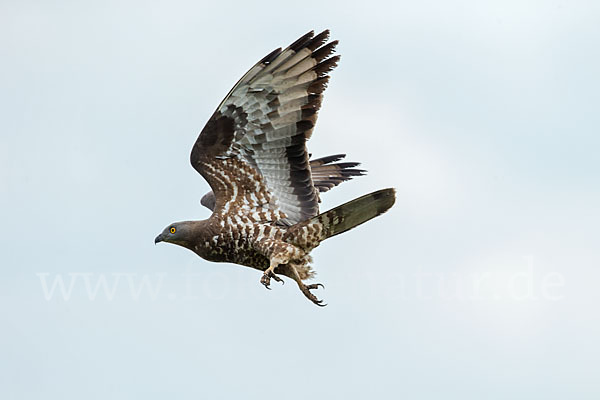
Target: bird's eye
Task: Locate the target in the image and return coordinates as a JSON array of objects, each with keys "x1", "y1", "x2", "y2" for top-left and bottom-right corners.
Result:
[{"x1": 170, "y1": 227, "x2": 176, "y2": 234}]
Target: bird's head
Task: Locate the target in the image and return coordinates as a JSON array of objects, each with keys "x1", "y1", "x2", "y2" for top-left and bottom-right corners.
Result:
[{"x1": 155, "y1": 221, "x2": 195, "y2": 248}]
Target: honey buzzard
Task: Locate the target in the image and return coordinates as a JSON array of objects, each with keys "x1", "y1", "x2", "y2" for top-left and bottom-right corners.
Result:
[{"x1": 155, "y1": 30, "x2": 396, "y2": 306}]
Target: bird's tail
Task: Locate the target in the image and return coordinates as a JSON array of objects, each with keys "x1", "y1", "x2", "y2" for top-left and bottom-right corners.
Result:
[{"x1": 308, "y1": 188, "x2": 396, "y2": 241}]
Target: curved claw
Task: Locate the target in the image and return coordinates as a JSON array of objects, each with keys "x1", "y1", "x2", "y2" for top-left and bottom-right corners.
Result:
[
  {"x1": 299, "y1": 282, "x2": 326, "y2": 306},
  {"x1": 306, "y1": 283, "x2": 324, "y2": 290},
  {"x1": 260, "y1": 270, "x2": 283, "y2": 290},
  {"x1": 260, "y1": 274, "x2": 270, "y2": 289},
  {"x1": 313, "y1": 295, "x2": 327, "y2": 307}
]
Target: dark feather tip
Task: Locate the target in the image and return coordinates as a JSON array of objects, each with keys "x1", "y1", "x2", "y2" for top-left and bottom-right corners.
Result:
[
  {"x1": 259, "y1": 48, "x2": 282, "y2": 65},
  {"x1": 289, "y1": 31, "x2": 315, "y2": 52},
  {"x1": 307, "y1": 30, "x2": 331, "y2": 51}
]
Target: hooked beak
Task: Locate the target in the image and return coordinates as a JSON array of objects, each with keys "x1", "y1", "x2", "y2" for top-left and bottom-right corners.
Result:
[{"x1": 154, "y1": 234, "x2": 164, "y2": 245}]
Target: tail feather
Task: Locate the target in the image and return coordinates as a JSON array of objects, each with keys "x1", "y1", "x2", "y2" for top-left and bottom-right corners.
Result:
[{"x1": 313, "y1": 188, "x2": 396, "y2": 239}]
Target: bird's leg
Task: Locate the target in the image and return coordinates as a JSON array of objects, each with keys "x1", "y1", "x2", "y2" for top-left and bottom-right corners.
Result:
[
  {"x1": 286, "y1": 264, "x2": 326, "y2": 307},
  {"x1": 260, "y1": 257, "x2": 285, "y2": 289}
]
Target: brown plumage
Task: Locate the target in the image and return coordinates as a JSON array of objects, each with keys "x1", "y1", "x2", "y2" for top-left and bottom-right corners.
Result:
[{"x1": 155, "y1": 30, "x2": 395, "y2": 306}]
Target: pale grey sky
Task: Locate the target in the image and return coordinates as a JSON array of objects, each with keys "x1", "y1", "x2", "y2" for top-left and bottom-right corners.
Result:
[{"x1": 1, "y1": 0, "x2": 599, "y2": 399}]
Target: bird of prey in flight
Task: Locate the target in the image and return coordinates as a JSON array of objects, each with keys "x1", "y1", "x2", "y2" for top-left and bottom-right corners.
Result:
[{"x1": 155, "y1": 30, "x2": 395, "y2": 306}]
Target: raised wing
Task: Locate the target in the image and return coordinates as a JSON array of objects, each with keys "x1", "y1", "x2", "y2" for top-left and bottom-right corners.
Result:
[
  {"x1": 190, "y1": 30, "x2": 340, "y2": 224},
  {"x1": 199, "y1": 154, "x2": 366, "y2": 212}
]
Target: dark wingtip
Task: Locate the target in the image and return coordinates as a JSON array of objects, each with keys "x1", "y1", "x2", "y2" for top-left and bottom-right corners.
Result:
[
  {"x1": 259, "y1": 47, "x2": 282, "y2": 65},
  {"x1": 307, "y1": 30, "x2": 331, "y2": 51},
  {"x1": 289, "y1": 30, "x2": 315, "y2": 51},
  {"x1": 309, "y1": 154, "x2": 346, "y2": 165}
]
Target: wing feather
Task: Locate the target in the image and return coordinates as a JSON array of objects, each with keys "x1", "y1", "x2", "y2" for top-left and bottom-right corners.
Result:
[{"x1": 190, "y1": 30, "x2": 341, "y2": 224}]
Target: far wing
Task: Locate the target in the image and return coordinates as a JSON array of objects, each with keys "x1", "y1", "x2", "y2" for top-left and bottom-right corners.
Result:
[{"x1": 199, "y1": 154, "x2": 365, "y2": 212}]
